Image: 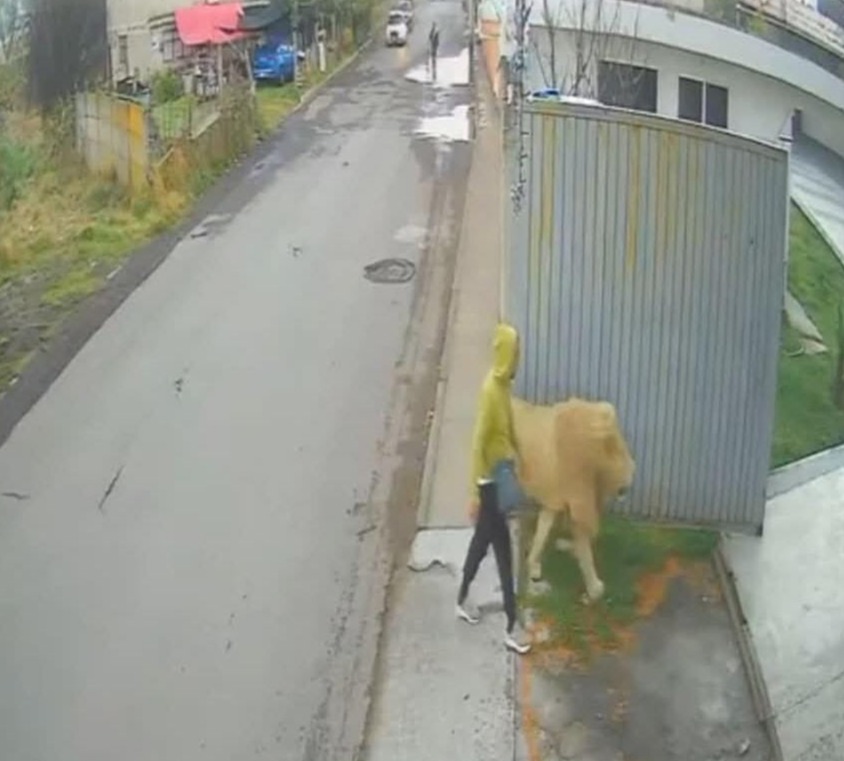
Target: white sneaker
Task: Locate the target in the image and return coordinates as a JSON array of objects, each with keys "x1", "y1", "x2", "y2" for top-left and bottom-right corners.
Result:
[
  {"x1": 456, "y1": 600, "x2": 481, "y2": 625},
  {"x1": 504, "y1": 625, "x2": 532, "y2": 654}
]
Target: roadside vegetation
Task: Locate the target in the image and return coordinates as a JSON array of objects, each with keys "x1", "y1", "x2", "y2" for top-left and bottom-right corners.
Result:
[
  {"x1": 255, "y1": 29, "x2": 358, "y2": 133},
  {"x1": 772, "y1": 204, "x2": 844, "y2": 467},
  {"x1": 0, "y1": 8, "x2": 368, "y2": 395},
  {"x1": 0, "y1": 62, "x2": 189, "y2": 391},
  {"x1": 520, "y1": 513, "x2": 718, "y2": 660}
]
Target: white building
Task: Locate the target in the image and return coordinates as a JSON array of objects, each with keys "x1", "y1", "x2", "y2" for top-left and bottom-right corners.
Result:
[
  {"x1": 105, "y1": 0, "x2": 271, "y2": 84},
  {"x1": 507, "y1": 0, "x2": 844, "y2": 157},
  {"x1": 106, "y1": 0, "x2": 189, "y2": 82}
]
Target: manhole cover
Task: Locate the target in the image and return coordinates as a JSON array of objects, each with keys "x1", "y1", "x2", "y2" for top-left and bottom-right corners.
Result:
[{"x1": 363, "y1": 258, "x2": 416, "y2": 284}]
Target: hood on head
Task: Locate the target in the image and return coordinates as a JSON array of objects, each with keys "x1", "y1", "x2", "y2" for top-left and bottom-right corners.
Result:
[{"x1": 492, "y1": 323, "x2": 519, "y2": 380}]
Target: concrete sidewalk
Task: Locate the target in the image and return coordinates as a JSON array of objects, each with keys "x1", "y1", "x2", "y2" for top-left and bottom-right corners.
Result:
[
  {"x1": 723, "y1": 454, "x2": 844, "y2": 761},
  {"x1": 417, "y1": 78, "x2": 503, "y2": 531},
  {"x1": 363, "y1": 60, "x2": 776, "y2": 761},
  {"x1": 363, "y1": 72, "x2": 519, "y2": 761}
]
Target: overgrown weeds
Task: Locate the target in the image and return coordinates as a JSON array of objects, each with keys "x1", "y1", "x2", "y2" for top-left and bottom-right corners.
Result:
[
  {"x1": 0, "y1": 102, "x2": 189, "y2": 391},
  {"x1": 0, "y1": 132, "x2": 38, "y2": 211}
]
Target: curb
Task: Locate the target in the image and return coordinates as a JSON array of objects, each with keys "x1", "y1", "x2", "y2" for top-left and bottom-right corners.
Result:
[
  {"x1": 296, "y1": 37, "x2": 374, "y2": 111},
  {"x1": 415, "y1": 177, "x2": 468, "y2": 527},
  {"x1": 713, "y1": 540, "x2": 785, "y2": 761},
  {"x1": 766, "y1": 441, "x2": 844, "y2": 499},
  {"x1": 415, "y1": 48, "x2": 502, "y2": 530}
]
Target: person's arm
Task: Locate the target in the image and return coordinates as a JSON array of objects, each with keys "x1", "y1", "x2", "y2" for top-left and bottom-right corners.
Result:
[{"x1": 504, "y1": 393, "x2": 527, "y2": 478}]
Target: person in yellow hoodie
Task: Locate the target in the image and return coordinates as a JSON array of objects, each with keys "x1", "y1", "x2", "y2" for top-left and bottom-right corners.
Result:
[{"x1": 456, "y1": 323, "x2": 531, "y2": 654}]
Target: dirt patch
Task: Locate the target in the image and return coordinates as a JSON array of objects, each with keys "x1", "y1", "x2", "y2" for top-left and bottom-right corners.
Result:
[
  {"x1": 518, "y1": 568, "x2": 771, "y2": 761},
  {"x1": 522, "y1": 513, "x2": 718, "y2": 661}
]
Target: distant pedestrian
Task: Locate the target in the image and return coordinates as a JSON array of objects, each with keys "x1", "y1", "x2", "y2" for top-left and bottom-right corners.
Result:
[
  {"x1": 456, "y1": 323, "x2": 532, "y2": 655},
  {"x1": 428, "y1": 22, "x2": 440, "y2": 75}
]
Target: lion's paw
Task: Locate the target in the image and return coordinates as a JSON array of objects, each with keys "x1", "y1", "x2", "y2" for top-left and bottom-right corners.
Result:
[
  {"x1": 528, "y1": 562, "x2": 543, "y2": 582},
  {"x1": 585, "y1": 578, "x2": 605, "y2": 603}
]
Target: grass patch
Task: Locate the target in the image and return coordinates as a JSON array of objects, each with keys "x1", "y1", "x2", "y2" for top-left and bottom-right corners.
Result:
[
  {"x1": 0, "y1": 107, "x2": 190, "y2": 391},
  {"x1": 0, "y1": 132, "x2": 39, "y2": 211},
  {"x1": 256, "y1": 83, "x2": 301, "y2": 133},
  {"x1": 772, "y1": 204, "x2": 844, "y2": 467},
  {"x1": 522, "y1": 513, "x2": 717, "y2": 658},
  {"x1": 0, "y1": 348, "x2": 35, "y2": 392}
]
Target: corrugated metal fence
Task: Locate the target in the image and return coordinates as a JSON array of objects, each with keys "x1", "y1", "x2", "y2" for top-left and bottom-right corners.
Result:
[{"x1": 505, "y1": 100, "x2": 789, "y2": 532}]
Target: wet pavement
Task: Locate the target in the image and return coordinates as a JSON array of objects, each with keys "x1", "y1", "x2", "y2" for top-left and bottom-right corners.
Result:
[{"x1": 0, "y1": 2, "x2": 471, "y2": 760}]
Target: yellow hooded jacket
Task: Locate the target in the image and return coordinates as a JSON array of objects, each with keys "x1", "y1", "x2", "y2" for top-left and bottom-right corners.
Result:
[{"x1": 470, "y1": 323, "x2": 520, "y2": 498}]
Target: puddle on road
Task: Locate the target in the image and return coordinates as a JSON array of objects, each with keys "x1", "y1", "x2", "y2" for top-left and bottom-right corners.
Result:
[
  {"x1": 393, "y1": 224, "x2": 428, "y2": 246},
  {"x1": 414, "y1": 105, "x2": 470, "y2": 143},
  {"x1": 404, "y1": 48, "x2": 470, "y2": 88}
]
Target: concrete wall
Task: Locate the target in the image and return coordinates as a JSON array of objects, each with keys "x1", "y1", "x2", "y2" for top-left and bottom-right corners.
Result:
[
  {"x1": 75, "y1": 92, "x2": 150, "y2": 192},
  {"x1": 527, "y1": 22, "x2": 844, "y2": 156}
]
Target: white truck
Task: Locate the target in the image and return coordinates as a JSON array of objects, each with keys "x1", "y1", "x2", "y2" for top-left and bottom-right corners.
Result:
[{"x1": 385, "y1": 11, "x2": 409, "y2": 46}]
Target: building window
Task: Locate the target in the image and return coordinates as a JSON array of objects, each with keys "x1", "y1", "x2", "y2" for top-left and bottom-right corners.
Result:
[
  {"x1": 597, "y1": 62, "x2": 658, "y2": 113},
  {"x1": 678, "y1": 77, "x2": 703, "y2": 122},
  {"x1": 159, "y1": 25, "x2": 186, "y2": 63},
  {"x1": 678, "y1": 77, "x2": 729, "y2": 129},
  {"x1": 118, "y1": 34, "x2": 129, "y2": 71},
  {"x1": 705, "y1": 83, "x2": 729, "y2": 129}
]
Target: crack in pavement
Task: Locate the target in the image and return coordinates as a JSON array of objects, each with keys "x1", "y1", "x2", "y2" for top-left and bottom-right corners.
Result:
[
  {"x1": 98, "y1": 466, "x2": 124, "y2": 513},
  {"x1": 2, "y1": 491, "x2": 30, "y2": 501}
]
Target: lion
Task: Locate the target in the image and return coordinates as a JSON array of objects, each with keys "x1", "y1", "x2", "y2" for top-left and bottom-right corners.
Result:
[{"x1": 511, "y1": 396, "x2": 636, "y2": 602}]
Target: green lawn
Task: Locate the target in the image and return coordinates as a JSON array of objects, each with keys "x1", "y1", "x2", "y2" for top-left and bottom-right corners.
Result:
[
  {"x1": 521, "y1": 513, "x2": 717, "y2": 658},
  {"x1": 771, "y1": 205, "x2": 844, "y2": 467},
  {"x1": 255, "y1": 83, "x2": 301, "y2": 133}
]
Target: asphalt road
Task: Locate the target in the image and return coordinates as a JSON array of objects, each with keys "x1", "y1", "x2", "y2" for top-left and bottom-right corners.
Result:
[{"x1": 0, "y1": 3, "x2": 471, "y2": 759}]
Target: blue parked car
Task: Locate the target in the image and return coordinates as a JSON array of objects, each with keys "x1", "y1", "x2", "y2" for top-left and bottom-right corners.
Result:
[{"x1": 253, "y1": 41, "x2": 296, "y2": 85}]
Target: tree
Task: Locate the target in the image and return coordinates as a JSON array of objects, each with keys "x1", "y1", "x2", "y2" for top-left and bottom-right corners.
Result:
[
  {"x1": 26, "y1": 0, "x2": 107, "y2": 112},
  {"x1": 0, "y1": 0, "x2": 27, "y2": 61},
  {"x1": 530, "y1": 0, "x2": 643, "y2": 98}
]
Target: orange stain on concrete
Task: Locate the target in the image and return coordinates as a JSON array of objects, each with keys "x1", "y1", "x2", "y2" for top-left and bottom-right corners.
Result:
[
  {"x1": 530, "y1": 556, "x2": 719, "y2": 667},
  {"x1": 518, "y1": 656, "x2": 543, "y2": 761},
  {"x1": 636, "y1": 555, "x2": 683, "y2": 617}
]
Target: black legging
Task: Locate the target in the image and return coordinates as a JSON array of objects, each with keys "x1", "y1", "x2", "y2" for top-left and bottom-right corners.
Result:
[{"x1": 458, "y1": 480, "x2": 517, "y2": 632}]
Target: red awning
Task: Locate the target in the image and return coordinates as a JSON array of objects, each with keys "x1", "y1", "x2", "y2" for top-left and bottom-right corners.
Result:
[{"x1": 175, "y1": 3, "x2": 246, "y2": 46}]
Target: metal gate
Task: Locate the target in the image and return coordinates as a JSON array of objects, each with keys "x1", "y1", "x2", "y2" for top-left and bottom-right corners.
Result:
[{"x1": 505, "y1": 100, "x2": 790, "y2": 532}]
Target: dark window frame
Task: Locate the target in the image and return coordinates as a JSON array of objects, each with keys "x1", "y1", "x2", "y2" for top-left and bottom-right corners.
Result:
[
  {"x1": 678, "y1": 76, "x2": 703, "y2": 123},
  {"x1": 705, "y1": 82, "x2": 729, "y2": 129},
  {"x1": 597, "y1": 60, "x2": 658, "y2": 114},
  {"x1": 677, "y1": 75, "x2": 729, "y2": 129},
  {"x1": 118, "y1": 34, "x2": 129, "y2": 71}
]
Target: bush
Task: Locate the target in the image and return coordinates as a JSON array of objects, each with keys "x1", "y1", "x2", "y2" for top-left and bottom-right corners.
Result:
[
  {"x1": 151, "y1": 69, "x2": 184, "y2": 104},
  {"x1": 0, "y1": 61, "x2": 25, "y2": 109},
  {"x1": 0, "y1": 133, "x2": 37, "y2": 211}
]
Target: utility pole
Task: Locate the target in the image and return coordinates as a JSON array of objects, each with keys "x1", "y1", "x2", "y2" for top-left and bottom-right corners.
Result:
[
  {"x1": 468, "y1": 0, "x2": 475, "y2": 87},
  {"x1": 292, "y1": 0, "x2": 302, "y2": 86}
]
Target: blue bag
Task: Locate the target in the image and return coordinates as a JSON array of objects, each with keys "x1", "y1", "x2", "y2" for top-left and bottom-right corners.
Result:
[{"x1": 491, "y1": 459, "x2": 526, "y2": 515}]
